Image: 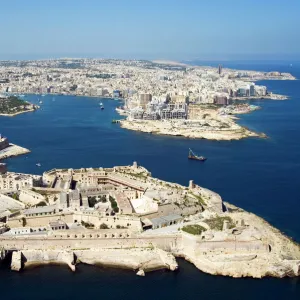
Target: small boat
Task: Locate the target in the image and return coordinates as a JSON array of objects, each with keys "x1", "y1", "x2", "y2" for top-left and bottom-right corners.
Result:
[
  {"x1": 188, "y1": 148, "x2": 207, "y2": 161},
  {"x1": 36, "y1": 163, "x2": 41, "y2": 167},
  {"x1": 99, "y1": 102, "x2": 104, "y2": 110}
]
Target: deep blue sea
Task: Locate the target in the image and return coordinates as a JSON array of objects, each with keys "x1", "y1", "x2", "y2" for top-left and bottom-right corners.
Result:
[{"x1": 0, "y1": 61, "x2": 300, "y2": 299}]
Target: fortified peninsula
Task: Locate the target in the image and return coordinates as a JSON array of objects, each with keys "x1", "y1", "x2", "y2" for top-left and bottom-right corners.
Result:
[
  {"x1": 0, "y1": 59, "x2": 295, "y2": 141},
  {"x1": 0, "y1": 162, "x2": 299, "y2": 278}
]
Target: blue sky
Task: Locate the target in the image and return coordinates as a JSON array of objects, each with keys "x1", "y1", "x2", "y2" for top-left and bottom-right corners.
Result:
[{"x1": 0, "y1": 0, "x2": 300, "y2": 60}]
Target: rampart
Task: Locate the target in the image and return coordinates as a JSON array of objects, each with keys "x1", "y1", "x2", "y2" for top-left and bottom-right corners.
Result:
[{"x1": 0, "y1": 233, "x2": 182, "y2": 252}]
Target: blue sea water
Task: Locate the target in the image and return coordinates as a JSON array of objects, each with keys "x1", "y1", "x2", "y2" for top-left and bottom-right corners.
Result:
[{"x1": 0, "y1": 61, "x2": 300, "y2": 299}]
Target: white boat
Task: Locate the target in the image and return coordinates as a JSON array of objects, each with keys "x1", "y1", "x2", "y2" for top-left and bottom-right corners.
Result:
[
  {"x1": 39, "y1": 101, "x2": 43, "y2": 104},
  {"x1": 36, "y1": 163, "x2": 41, "y2": 167}
]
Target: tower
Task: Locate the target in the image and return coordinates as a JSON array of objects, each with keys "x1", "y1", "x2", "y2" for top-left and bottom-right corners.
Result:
[{"x1": 218, "y1": 64, "x2": 222, "y2": 75}]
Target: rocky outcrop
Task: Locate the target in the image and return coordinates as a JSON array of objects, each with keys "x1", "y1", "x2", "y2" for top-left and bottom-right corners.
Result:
[
  {"x1": 179, "y1": 252, "x2": 300, "y2": 278},
  {"x1": 136, "y1": 269, "x2": 145, "y2": 276},
  {"x1": 0, "y1": 247, "x2": 5, "y2": 262},
  {"x1": 156, "y1": 248, "x2": 178, "y2": 271},
  {"x1": 11, "y1": 251, "x2": 22, "y2": 271},
  {"x1": 12, "y1": 250, "x2": 75, "y2": 271},
  {"x1": 75, "y1": 248, "x2": 178, "y2": 274}
]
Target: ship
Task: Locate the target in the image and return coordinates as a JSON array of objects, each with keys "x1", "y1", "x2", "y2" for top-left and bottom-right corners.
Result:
[
  {"x1": 99, "y1": 102, "x2": 104, "y2": 110},
  {"x1": 188, "y1": 148, "x2": 207, "y2": 161}
]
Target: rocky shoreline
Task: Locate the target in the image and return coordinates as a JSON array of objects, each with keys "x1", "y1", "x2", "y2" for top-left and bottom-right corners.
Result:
[
  {"x1": 0, "y1": 107, "x2": 37, "y2": 117},
  {"x1": 120, "y1": 119, "x2": 265, "y2": 141},
  {"x1": 0, "y1": 144, "x2": 30, "y2": 161},
  {"x1": 8, "y1": 248, "x2": 178, "y2": 276}
]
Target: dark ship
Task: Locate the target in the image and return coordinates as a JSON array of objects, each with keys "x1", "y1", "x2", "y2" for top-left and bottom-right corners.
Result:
[{"x1": 188, "y1": 148, "x2": 207, "y2": 162}]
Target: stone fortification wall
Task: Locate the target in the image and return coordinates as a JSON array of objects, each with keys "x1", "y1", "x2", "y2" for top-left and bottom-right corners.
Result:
[
  {"x1": 197, "y1": 240, "x2": 269, "y2": 253},
  {"x1": 7, "y1": 213, "x2": 74, "y2": 228},
  {"x1": 181, "y1": 233, "x2": 269, "y2": 255},
  {"x1": 7, "y1": 212, "x2": 142, "y2": 231},
  {"x1": 74, "y1": 213, "x2": 142, "y2": 231},
  {"x1": 0, "y1": 234, "x2": 182, "y2": 253}
]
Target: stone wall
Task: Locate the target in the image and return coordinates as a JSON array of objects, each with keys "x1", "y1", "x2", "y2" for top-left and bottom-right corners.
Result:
[
  {"x1": 0, "y1": 234, "x2": 182, "y2": 253},
  {"x1": 7, "y1": 213, "x2": 74, "y2": 228}
]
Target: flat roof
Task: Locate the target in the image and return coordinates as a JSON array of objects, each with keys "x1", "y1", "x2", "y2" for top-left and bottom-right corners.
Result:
[
  {"x1": 150, "y1": 214, "x2": 183, "y2": 226},
  {"x1": 24, "y1": 205, "x2": 56, "y2": 215}
]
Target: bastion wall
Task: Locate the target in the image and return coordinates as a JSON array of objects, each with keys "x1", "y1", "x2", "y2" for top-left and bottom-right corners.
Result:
[{"x1": 0, "y1": 234, "x2": 182, "y2": 252}]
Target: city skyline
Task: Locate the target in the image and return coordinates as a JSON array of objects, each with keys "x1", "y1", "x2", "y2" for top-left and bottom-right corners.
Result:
[{"x1": 0, "y1": 0, "x2": 300, "y2": 61}]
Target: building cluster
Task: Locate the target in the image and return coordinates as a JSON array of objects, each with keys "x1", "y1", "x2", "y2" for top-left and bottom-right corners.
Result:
[
  {"x1": 0, "y1": 58, "x2": 293, "y2": 120},
  {"x1": 0, "y1": 162, "x2": 218, "y2": 237}
]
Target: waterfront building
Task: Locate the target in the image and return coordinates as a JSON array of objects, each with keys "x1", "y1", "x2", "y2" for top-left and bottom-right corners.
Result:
[
  {"x1": 214, "y1": 95, "x2": 229, "y2": 105},
  {"x1": 0, "y1": 163, "x2": 7, "y2": 174},
  {"x1": 139, "y1": 93, "x2": 152, "y2": 109},
  {"x1": 250, "y1": 84, "x2": 256, "y2": 97},
  {"x1": 0, "y1": 135, "x2": 9, "y2": 151},
  {"x1": 0, "y1": 173, "x2": 42, "y2": 190}
]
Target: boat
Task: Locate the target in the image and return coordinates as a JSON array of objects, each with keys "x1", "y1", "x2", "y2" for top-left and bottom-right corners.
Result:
[
  {"x1": 36, "y1": 163, "x2": 41, "y2": 167},
  {"x1": 188, "y1": 148, "x2": 207, "y2": 161},
  {"x1": 39, "y1": 100, "x2": 43, "y2": 104},
  {"x1": 99, "y1": 102, "x2": 104, "y2": 110}
]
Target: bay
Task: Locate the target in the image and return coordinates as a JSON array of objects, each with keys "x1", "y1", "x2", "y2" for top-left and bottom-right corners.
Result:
[{"x1": 0, "y1": 61, "x2": 299, "y2": 299}]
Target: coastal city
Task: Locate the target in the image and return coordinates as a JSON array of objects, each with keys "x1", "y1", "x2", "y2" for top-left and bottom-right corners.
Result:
[
  {"x1": 0, "y1": 0, "x2": 300, "y2": 298},
  {"x1": 0, "y1": 58, "x2": 299, "y2": 279},
  {"x1": 0, "y1": 58, "x2": 295, "y2": 140}
]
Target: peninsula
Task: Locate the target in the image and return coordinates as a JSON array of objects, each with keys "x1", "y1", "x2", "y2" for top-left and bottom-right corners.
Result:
[
  {"x1": 0, "y1": 96, "x2": 39, "y2": 117},
  {"x1": 0, "y1": 135, "x2": 30, "y2": 161},
  {"x1": 0, "y1": 162, "x2": 299, "y2": 278},
  {"x1": 0, "y1": 59, "x2": 295, "y2": 140}
]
